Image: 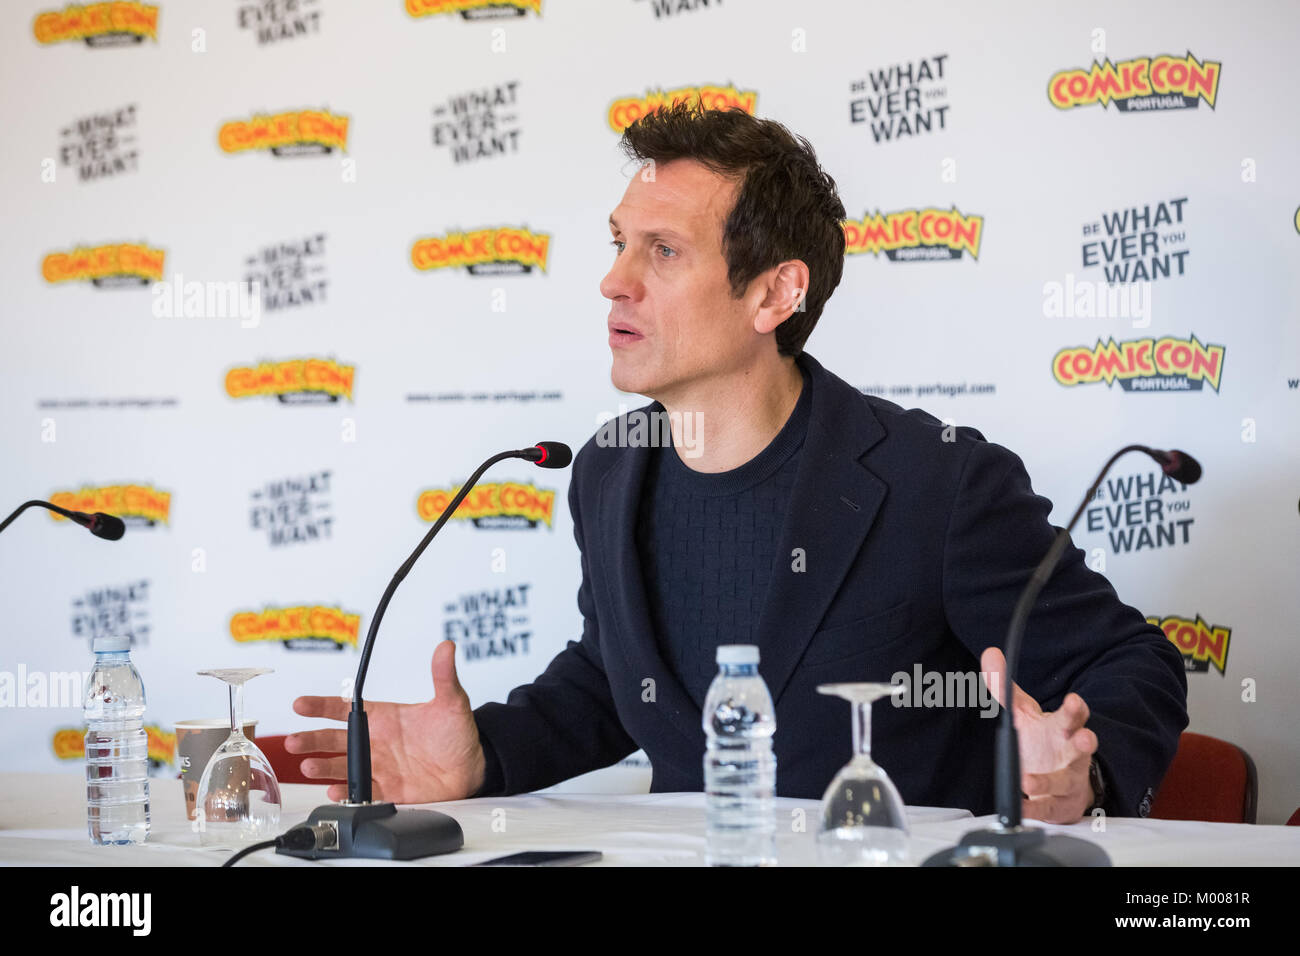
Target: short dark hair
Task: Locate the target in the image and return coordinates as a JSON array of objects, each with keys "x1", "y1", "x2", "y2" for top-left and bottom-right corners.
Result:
[{"x1": 618, "y1": 101, "x2": 846, "y2": 357}]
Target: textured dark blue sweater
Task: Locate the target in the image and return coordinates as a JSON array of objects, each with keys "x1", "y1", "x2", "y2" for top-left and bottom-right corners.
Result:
[{"x1": 636, "y1": 363, "x2": 812, "y2": 706}]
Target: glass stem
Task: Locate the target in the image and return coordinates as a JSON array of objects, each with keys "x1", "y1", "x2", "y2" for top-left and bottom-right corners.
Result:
[
  {"x1": 229, "y1": 683, "x2": 246, "y2": 740},
  {"x1": 852, "y1": 698, "x2": 874, "y2": 763}
]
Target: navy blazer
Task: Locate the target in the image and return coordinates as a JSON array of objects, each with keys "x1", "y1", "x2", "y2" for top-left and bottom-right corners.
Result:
[{"x1": 472, "y1": 352, "x2": 1188, "y2": 816}]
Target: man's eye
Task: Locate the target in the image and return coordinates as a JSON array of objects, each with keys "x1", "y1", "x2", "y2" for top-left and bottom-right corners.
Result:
[{"x1": 608, "y1": 239, "x2": 674, "y2": 257}]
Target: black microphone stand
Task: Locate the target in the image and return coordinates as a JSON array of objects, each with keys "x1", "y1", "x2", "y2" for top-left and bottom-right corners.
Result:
[
  {"x1": 0, "y1": 500, "x2": 125, "y2": 540},
  {"x1": 923, "y1": 445, "x2": 1199, "y2": 866},
  {"x1": 277, "y1": 445, "x2": 562, "y2": 860}
]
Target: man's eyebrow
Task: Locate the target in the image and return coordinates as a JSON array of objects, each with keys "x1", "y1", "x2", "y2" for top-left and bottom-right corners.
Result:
[{"x1": 608, "y1": 216, "x2": 691, "y2": 244}]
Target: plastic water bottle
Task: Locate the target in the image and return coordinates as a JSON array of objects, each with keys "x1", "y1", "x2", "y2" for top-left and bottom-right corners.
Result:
[
  {"x1": 703, "y1": 644, "x2": 776, "y2": 866},
  {"x1": 83, "y1": 635, "x2": 150, "y2": 844}
]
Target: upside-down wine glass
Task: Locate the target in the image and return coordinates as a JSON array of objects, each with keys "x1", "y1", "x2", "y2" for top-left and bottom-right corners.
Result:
[
  {"x1": 194, "y1": 667, "x2": 281, "y2": 848},
  {"x1": 816, "y1": 682, "x2": 911, "y2": 866}
]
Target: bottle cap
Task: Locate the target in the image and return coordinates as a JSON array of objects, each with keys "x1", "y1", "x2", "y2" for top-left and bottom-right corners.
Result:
[
  {"x1": 93, "y1": 636, "x2": 131, "y2": 653},
  {"x1": 716, "y1": 644, "x2": 759, "y2": 665}
]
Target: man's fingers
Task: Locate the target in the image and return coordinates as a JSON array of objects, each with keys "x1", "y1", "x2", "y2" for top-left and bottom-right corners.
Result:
[
  {"x1": 285, "y1": 729, "x2": 347, "y2": 754},
  {"x1": 1039, "y1": 712, "x2": 1097, "y2": 765},
  {"x1": 979, "y1": 646, "x2": 1038, "y2": 716},
  {"x1": 1022, "y1": 793, "x2": 1085, "y2": 824},
  {"x1": 1022, "y1": 751, "x2": 1093, "y2": 823},
  {"x1": 1022, "y1": 751, "x2": 1092, "y2": 798},
  {"x1": 979, "y1": 647, "x2": 1007, "y2": 707},
  {"x1": 1057, "y1": 692, "x2": 1091, "y2": 731},
  {"x1": 431, "y1": 639, "x2": 469, "y2": 707},
  {"x1": 300, "y1": 756, "x2": 348, "y2": 780},
  {"x1": 1069, "y1": 726, "x2": 1098, "y2": 758},
  {"x1": 293, "y1": 695, "x2": 349, "y2": 722}
]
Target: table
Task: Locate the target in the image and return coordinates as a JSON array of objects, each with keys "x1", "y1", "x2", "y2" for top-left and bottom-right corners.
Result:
[{"x1": 2, "y1": 773, "x2": 1297, "y2": 866}]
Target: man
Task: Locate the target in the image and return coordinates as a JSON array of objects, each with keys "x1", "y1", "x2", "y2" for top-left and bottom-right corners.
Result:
[{"x1": 290, "y1": 102, "x2": 1188, "y2": 823}]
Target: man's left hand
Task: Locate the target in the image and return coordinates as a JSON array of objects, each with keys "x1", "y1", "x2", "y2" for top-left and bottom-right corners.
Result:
[{"x1": 980, "y1": 646, "x2": 1099, "y2": 824}]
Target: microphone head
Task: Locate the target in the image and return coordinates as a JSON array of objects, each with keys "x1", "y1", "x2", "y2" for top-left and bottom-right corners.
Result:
[
  {"x1": 528, "y1": 441, "x2": 573, "y2": 469},
  {"x1": 1161, "y1": 450, "x2": 1202, "y2": 485},
  {"x1": 89, "y1": 513, "x2": 126, "y2": 541}
]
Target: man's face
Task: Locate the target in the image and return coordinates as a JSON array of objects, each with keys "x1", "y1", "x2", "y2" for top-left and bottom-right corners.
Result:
[{"x1": 601, "y1": 158, "x2": 760, "y2": 402}]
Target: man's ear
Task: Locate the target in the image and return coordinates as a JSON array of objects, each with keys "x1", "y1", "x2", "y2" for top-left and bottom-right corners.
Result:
[{"x1": 753, "y1": 260, "x2": 811, "y2": 335}]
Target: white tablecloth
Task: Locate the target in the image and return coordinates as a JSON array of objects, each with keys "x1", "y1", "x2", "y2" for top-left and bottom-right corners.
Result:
[{"x1": 2, "y1": 773, "x2": 1296, "y2": 866}]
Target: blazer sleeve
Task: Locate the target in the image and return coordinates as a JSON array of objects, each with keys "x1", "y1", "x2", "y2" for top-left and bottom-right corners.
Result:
[
  {"x1": 470, "y1": 455, "x2": 639, "y2": 796},
  {"x1": 940, "y1": 436, "x2": 1189, "y2": 817}
]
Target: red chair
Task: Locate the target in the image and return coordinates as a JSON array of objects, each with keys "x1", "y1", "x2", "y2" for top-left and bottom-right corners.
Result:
[
  {"x1": 1287, "y1": 808, "x2": 1300, "y2": 826},
  {"x1": 257, "y1": 734, "x2": 344, "y2": 786},
  {"x1": 1149, "y1": 732, "x2": 1257, "y2": 824}
]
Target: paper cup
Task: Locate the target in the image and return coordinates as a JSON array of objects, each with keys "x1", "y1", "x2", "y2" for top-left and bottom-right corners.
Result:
[{"x1": 174, "y1": 718, "x2": 257, "y2": 821}]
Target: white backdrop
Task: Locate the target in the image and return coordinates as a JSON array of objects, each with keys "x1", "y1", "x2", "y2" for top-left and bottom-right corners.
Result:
[{"x1": 2, "y1": 0, "x2": 1296, "y2": 824}]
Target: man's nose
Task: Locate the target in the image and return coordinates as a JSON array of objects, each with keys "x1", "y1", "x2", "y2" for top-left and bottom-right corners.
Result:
[{"x1": 600, "y1": 246, "x2": 642, "y2": 302}]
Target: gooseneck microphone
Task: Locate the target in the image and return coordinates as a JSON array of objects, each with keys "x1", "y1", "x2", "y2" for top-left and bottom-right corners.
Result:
[
  {"x1": 347, "y1": 442, "x2": 571, "y2": 804},
  {"x1": 277, "y1": 442, "x2": 573, "y2": 861},
  {"x1": 923, "y1": 445, "x2": 1201, "y2": 867},
  {"x1": 522, "y1": 441, "x2": 573, "y2": 469},
  {"x1": 0, "y1": 500, "x2": 125, "y2": 541},
  {"x1": 1148, "y1": 447, "x2": 1200, "y2": 484}
]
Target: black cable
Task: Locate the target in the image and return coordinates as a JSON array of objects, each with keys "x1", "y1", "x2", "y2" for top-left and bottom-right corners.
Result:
[
  {"x1": 221, "y1": 825, "x2": 319, "y2": 867},
  {"x1": 222, "y1": 839, "x2": 278, "y2": 867}
]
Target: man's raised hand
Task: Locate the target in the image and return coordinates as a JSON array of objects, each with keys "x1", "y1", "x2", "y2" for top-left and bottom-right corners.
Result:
[
  {"x1": 980, "y1": 646, "x2": 1099, "y2": 824},
  {"x1": 287, "y1": 639, "x2": 486, "y2": 804}
]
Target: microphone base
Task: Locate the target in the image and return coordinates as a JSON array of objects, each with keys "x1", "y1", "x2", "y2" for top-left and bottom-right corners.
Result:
[
  {"x1": 921, "y1": 826, "x2": 1111, "y2": 867},
  {"x1": 275, "y1": 802, "x2": 464, "y2": 861}
]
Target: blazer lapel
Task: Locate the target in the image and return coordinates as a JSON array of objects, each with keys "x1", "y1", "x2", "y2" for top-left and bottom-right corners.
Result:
[
  {"x1": 596, "y1": 433, "x2": 703, "y2": 748},
  {"x1": 753, "y1": 353, "x2": 888, "y2": 704}
]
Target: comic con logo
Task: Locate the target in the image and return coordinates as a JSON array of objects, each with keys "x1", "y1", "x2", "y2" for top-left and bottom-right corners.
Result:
[
  {"x1": 72, "y1": 580, "x2": 151, "y2": 647},
  {"x1": 229, "y1": 605, "x2": 360, "y2": 651},
  {"x1": 849, "y1": 54, "x2": 949, "y2": 143},
  {"x1": 442, "y1": 584, "x2": 533, "y2": 661},
  {"x1": 1084, "y1": 471, "x2": 1192, "y2": 554},
  {"x1": 34, "y1": 3, "x2": 158, "y2": 46},
  {"x1": 1053, "y1": 335, "x2": 1224, "y2": 392},
  {"x1": 53, "y1": 725, "x2": 176, "y2": 774},
  {"x1": 225, "y1": 358, "x2": 355, "y2": 403},
  {"x1": 1082, "y1": 197, "x2": 1189, "y2": 283},
  {"x1": 218, "y1": 109, "x2": 349, "y2": 156},
  {"x1": 42, "y1": 242, "x2": 164, "y2": 287},
  {"x1": 607, "y1": 84, "x2": 757, "y2": 134},
  {"x1": 1146, "y1": 614, "x2": 1231, "y2": 675},
  {"x1": 417, "y1": 481, "x2": 556, "y2": 529},
  {"x1": 406, "y1": 0, "x2": 541, "y2": 20},
  {"x1": 844, "y1": 207, "x2": 983, "y2": 261},
  {"x1": 433, "y1": 81, "x2": 521, "y2": 164},
  {"x1": 1048, "y1": 52, "x2": 1221, "y2": 112},
  {"x1": 49, "y1": 484, "x2": 171, "y2": 526},
  {"x1": 59, "y1": 104, "x2": 138, "y2": 182},
  {"x1": 411, "y1": 226, "x2": 549, "y2": 275}
]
